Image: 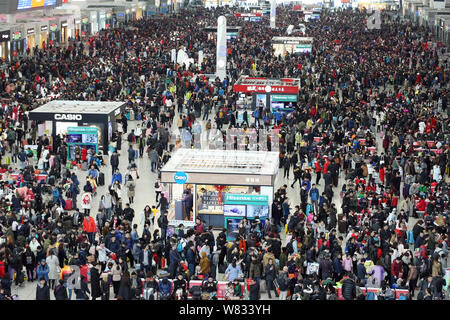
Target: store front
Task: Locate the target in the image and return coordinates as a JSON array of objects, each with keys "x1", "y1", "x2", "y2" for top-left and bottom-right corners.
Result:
[
  {"x1": 28, "y1": 101, "x2": 126, "y2": 155},
  {"x1": 99, "y1": 13, "x2": 106, "y2": 30},
  {"x1": 81, "y1": 17, "x2": 90, "y2": 37},
  {"x1": 160, "y1": 149, "x2": 279, "y2": 230},
  {"x1": 39, "y1": 25, "x2": 49, "y2": 49},
  {"x1": 61, "y1": 21, "x2": 68, "y2": 43},
  {"x1": 0, "y1": 30, "x2": 10, "y2": 61},
  {"x1": 49, "y1": 23, "x2": 59, "y2": 45},
  {"x1": 74, "y1": 19, "x2": 81, "y2": 40},
  {"x1": 105, "y1": 13, "x2": 112, "y2": 29},
  {"x1": 90, "y1": 12, "x2": 98, "y2": 34},
  {"x1": 26, "y1": 28, "x2": 36, "y2": 52},
  {"x1": 11, "y1": 31, "x2": 25, "y2": 58}
]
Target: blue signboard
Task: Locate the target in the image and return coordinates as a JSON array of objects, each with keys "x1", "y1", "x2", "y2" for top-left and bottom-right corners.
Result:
[{"x1": 174, "y1": 171, "x2": 188, "y2": 184}]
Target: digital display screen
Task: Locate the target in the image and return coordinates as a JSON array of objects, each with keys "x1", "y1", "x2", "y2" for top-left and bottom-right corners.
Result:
[
  {"x1": 82, "y1": 134, "x2": 98, "y2": 144},
  {"x1": 225, "y1": 217, "x2": 242, "y2": 241},
  {"x1": 223, "y1": 204, "x2": 246, "y2": 217},
  {"x1": 67, "y1": 134, "x2": 82, "y2": 143},
  {"x1": 17, "y1": 0, "x2": 57, "y2": 10},
  {"x1": 246, "y1": 205, "x2": 269, "y2": 219}
]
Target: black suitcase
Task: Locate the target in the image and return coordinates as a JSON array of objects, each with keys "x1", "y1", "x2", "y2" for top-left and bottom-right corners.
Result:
[{"x1": 98, "y1": 172, "x2": 105, "y2": 186}]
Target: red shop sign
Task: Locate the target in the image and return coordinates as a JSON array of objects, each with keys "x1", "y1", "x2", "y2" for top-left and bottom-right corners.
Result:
[{"x1": 233, "y1": 84, "x2": 299, "y2": 94}]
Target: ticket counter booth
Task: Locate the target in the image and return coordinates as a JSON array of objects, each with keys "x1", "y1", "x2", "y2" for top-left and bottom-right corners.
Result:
[
  {"x1": 28, "y1": 101, "x2": 125, "y2": 155},
  {"x1": 160, "y1": 149, "x2": 279, "y2": 232}
]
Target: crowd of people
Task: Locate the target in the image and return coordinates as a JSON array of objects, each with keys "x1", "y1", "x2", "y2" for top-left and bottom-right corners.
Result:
[{"x1": 0, "y1": 4, "x2": 448, "y2": 300}]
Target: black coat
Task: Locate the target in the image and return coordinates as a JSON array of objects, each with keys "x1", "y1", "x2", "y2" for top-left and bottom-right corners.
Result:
[
  {"x1": 90, "y1": 267, "x2": 102, "y2": 299},
  {"x1": 54, "y1": 285, "x2": 68, "y2": 300},
  {"x1": 36, "y1": 284, "x2": 51, "y2": 300},
  {"x1": 118, "y1": 281, "x2": 131, "y2": 300},
  {"x1": 341, "y1": 278, "x2": 356, "y2": 300}
]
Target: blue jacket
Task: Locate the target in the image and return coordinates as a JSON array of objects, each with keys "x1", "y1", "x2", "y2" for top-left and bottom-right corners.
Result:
[
  {"x1": 108, "y1": 240, "x2": 120, "y2": 253},
  {"x1": 333, "y1": 257, "x2": 343, "y2": 275},
  {"x1": 112, "y1": 173, "x2": 123, "y2": 185},
  {"x1": 87, "y1": 169, "x2": 98, "y2": 179},
  {"x1": 186, "y1": 248, "x2": 196, "y2": 265},
  {"x1": 36, "y1": 263, "x2": 50, "y2": 282},
  {"x1": 310, "y1": 188, "x2": 319, "y2": 201},
  {"x1": 158, "y1": 280, "x2": 171, "y2": 295},
  {"x1": 52, "y1": 188, "x2": 60, "y2": 203}
]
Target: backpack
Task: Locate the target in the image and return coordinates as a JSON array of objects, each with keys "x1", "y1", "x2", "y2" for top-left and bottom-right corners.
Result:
[
  {"x1": 157, "y1": 216, "x2": 163, "y2": 228},
  {"x1": 366, "y1": 291, "x2": 376, "y2": 300},
  {"x1": 128, "y1": 183, "x2": 135, "y2": 192},
  {"x1": 286, "y1": 241, "x2": 294, "y2": 255},
  {"x1": 26, "y1": 254, "x2": 32, "y2": 265},
  {"x1": 398, "y1": 294, "x2": 408, "y2": 300}
]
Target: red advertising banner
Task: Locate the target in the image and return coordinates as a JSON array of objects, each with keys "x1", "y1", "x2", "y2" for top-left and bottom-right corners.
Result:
[{"x1": 233, "y1": 84, "x2": 299, "y2": 94}]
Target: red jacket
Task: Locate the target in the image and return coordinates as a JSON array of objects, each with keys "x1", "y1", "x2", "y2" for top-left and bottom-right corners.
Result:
[
  {"x1": 0, "y1": 260, "x2": 4, "y2": 279},
  {"x1": 82, "y1": 216, "x2": 97, "y2": 233},
  {"x1": 391, "y1": 259, "x2": 402, "y2": 278},
  {"x1": 315, "y1": 161, "x2": 322, "y2": 173},
  {"x1": 416, "y1": 199, "x2": 426, "y2": 211}
]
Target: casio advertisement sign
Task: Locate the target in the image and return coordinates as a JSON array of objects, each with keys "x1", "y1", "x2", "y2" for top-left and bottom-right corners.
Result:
[
  {"x1": 54, "y1": 114, "x2": 82, "y2": 121},
  {"x1": 174, "y1": 171, "x2": 188, "y2": 184}
]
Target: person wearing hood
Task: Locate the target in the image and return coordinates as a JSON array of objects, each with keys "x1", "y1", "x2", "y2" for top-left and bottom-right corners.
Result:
[
  {"x1": 200, "y1": 251, "x2": 210, "y2": 276},
  {"x1": 36, "y1": 278, "x2": 50, "y2": 300}
]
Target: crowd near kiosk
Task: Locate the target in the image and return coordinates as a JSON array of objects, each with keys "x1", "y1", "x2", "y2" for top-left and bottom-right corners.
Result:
[
  {"x1": 28, "y1": 100, "x2": 125, "y2": 154},
  {"x1": 272, "y1": 36, "x2": 314, "y2": 55},
  {"x1": 233, "y1": 76, "x2": 301, "y2": 117},
  {"x1": 160, "y1": 149, "x2": 279, "y2": 233}
]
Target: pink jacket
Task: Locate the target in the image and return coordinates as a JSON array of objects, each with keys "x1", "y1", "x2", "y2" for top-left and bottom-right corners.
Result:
[{"x1": 342, "y1": 257, "x2": 353, "y2": 272}]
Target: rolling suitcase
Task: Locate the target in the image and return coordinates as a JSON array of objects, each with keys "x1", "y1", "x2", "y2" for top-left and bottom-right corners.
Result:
[
  {"x1": 81, "y1": 161, "x2": 88, "y2": 171},
  {"x1": 98, "y1": 172, "x2": 105, "y2": 186}
]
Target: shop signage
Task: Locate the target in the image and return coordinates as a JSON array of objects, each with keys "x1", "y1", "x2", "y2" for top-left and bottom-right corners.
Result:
[
  {"x1": 233, "y1": 84, "x2": 299, "y2": 94},
  {"x1": 0, "y1": 31, "x2": 10, "y2": 42},
  {"x1": 50, "y1": 24, "x2": 57, "y2": 32},
  {"x1": 114, "y1": 108, "x2": 121, "y2": 116},
  {"x1": 12, "y1": 32, "x2": 22, "y2": 40},
  {"x1": 41, "y1": 25, "x2": 48, "y2": 32},
  {"x1": 271, "y1": 94, "x2": 297, "y2": 102},
  {"x1": 75, "y1": 19, "x2": 81, "y2": 24},
  {"x1": 174, "y1": 171, "x2": 188, "y2": 184},
  {"x1": 224, "y1": 194, "x2": 269, "y2": 205},
  {"x1": 54, "y1": 114, "x2": 82, "y2": 120},
  {"x1": 82, "y1": 18, "x2": 88, "y2": 24},
  {"x1": 27, "y1": 28, "x2": 35, "y2": 35},
  {"x1": 61, "y1": 21, "x2": 68, "y2": 27}
]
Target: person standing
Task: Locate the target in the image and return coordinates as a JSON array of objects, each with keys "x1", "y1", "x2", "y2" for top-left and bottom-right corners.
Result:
[
  {"x1": 276, "y1": 266, "x2": 289, "y2": 300},
  {"x1": 54, "y1": 279, "x2": 68, "y2": 300},
  {"x1": 110, "y1": 151, "x2": 120, "y2": 176},
  {"x1": 90, "y1": 263, "x2": 102, "y2": 300},
  {"x1": 36, "y1": 278, "x2": 50, "y2": 300},
  {"x1": 46, "y1": 251, "x2": 60, "y2": 290},
  {"x1": 264, "y1": 258, "x2": 279, "y2": 299}
]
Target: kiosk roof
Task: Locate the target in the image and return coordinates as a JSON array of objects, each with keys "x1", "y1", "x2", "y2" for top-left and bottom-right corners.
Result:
[
  {"x1": 28, "y1": 100, "x2": 125, "y2": 114},
  {"x1": 161, "y1": 148, "x2": 279, "y2": 176}
]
